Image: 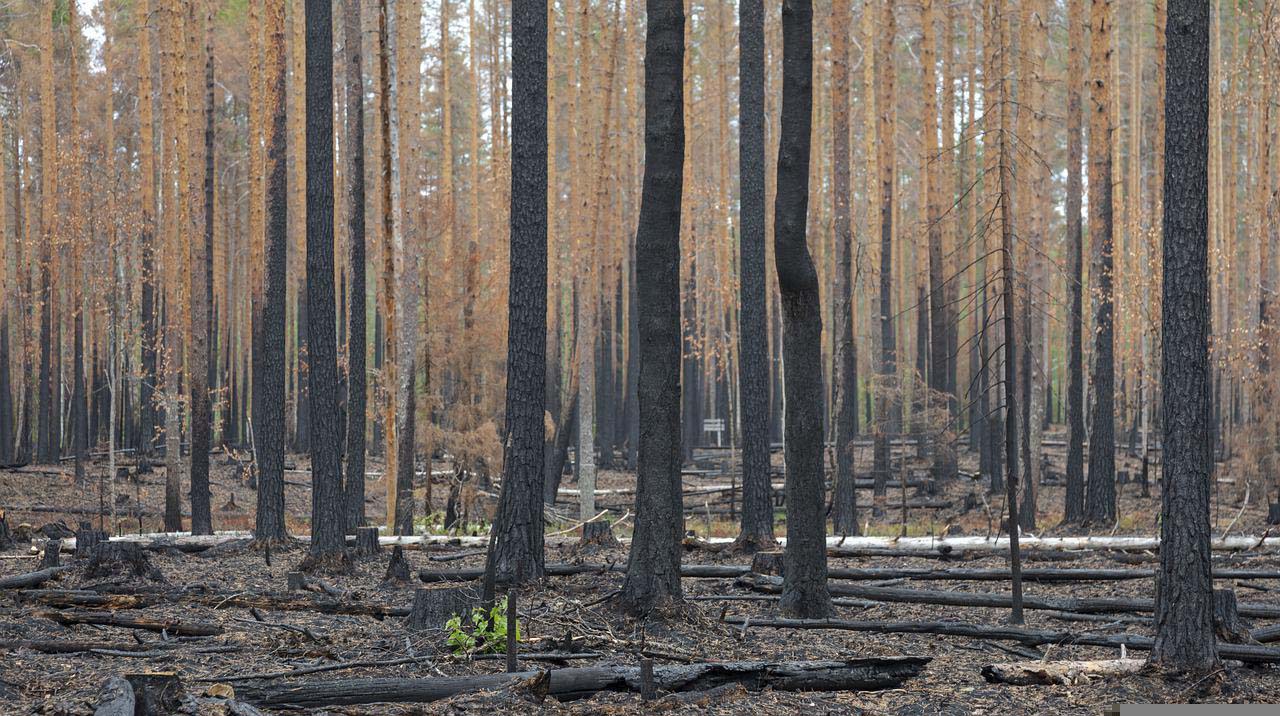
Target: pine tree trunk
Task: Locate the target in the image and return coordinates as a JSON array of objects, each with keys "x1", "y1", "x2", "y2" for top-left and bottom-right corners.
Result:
[
  {"x1": 342, "y1": 0, "x2": 367, "y2": 532},
  {"x1": 618, "y1": 0, "x2": 685, "y2": 615},
  {"x1": 1085, "y1": 0, "x2": 1117, "y2": 526},
  {"x1": 829, "y1": 0, "x2": 858, "y2": 537},
  {"x1": 255, "y1": 0, "x2": 290, "y2": 543},
  {"x1": 873, "y1": 0, "x2": 897, "y2": 490},
  {"x1": 1150, "y1": 0, "x2": 1217, "y2": 674},
  {"x1": 775, "y1": 0, "x2": 832, "y2": 620},
  {"x1": 303, "y1": 0, "x2": 346, "y2": 559},
  {"x1": 485, "y1": 0, "x2": 548, "y2": 584},
  {"x1": 188, "y1": 1, "x2": 215, "y2": 536},
  {"x1": 1063, "y1": 0, "x2": 1087, "y2": 525}
]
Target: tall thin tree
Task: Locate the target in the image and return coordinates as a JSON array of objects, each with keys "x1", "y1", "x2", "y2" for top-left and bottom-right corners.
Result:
[
  {"x1": 829, "y1": 0, "x2": 859, "y2": 536},
  {"x1": 1063, "y1": 0, "x2": 1087, "y2": 525},
  {"x1": 734, "y1": 0, "x2": 775, "y2": 551},
  {"x1": 1150, "y1": 0, "x2": 1217, "y2": 673},
  {"x1": 618, "y1": 0, "x2": 685, "y2": 616},
  {"x1": 255, "y1": 0, "x2": 290, "y2": 544},
  {"x1": 1085, "y1": 0, "x2": 1117, "y2": 526},
  {"x1": 485, "y1": 0, "x2": 549, "y2": 585},
  {"x1": 303, "y1": 0, "x2": 346, "y2": 561},
  {"x1": 342, "y1": 0, "x2": 367, "y2": 531},
  {"x1": 188, "y1": 0, "x2": 215, "y2": 536},
  {"x1": 775, "y1": 0, "x2": 833, "y2": 620}
]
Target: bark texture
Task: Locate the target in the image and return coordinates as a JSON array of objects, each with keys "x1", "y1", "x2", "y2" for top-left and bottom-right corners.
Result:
[
  {"x1": 774, "y1": 0, "x2": 832, "y2": 620},
  {"x1": 485, "y1": 0, "x2": 549, "y2": 584},
  {"x1": 735, "y1": 0, "x2": 775, "y2": 550},
  {"x1": 1150, "y1": 0, "x2": 1218, "y2": 673},
  {"x1": 618, "y1": 0, "x2": 686, "y2": 615}
]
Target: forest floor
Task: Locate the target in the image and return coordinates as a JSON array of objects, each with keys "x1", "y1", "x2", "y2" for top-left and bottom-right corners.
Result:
[{"x1": 1, "y1": 435, "x2": 1278, "y2": 714}]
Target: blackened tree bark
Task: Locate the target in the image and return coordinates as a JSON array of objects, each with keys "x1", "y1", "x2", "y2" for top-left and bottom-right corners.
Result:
[
  {"x1": 1062, "y1": 0, "x2": 1086, "y2": 525},
  {"x1": 1085, "y1": 0, "x2": 1116, "y2": 526},
  {"x1": 303, "y1": 0, "x2": 346, "y2": 560},
  {"x1": 485, "y1": 0, "x2": 548, "y2": 585},
  {"x1": 618, "y1": 0, "x2": 685, "y2": 616},
  {"x1": 829, "y1": 0, "x2": 858, "y2": 537},
  {"x1": 775, "y1": 0, "x2": 832, "y2": 620},
  {"x1": 342, "y1": 0, "x2": 367, "y2": 532},
  {"x1": 733, "y1": 0, "x2": 775, "y2": 551},
  {"x1": 189, "y1": 4, "x2": 215, "y2": 536},
  {"x1": 873, "y1": 0, "x2": 897, "y2": 492},
  {"x1": 255, "y1": 0, "x2": 289, "y2": 544},
  {"x1": 73, "y1": 308, "x2": 87, "y2": 485},
  {"x1": 1150, "y1": 0, "x2": 1217, "y2": 673}
]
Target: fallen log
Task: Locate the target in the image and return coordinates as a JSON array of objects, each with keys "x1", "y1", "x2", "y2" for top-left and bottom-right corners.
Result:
[
  {"x1": 0, "y1": 566, "x2": 71, "y2": 589},
  {"x1": 238, "y1": 657, "x2": 930, "y2": 707},
  {"x1": 1251, "y1": 624, "x2": 1280, "y2": 643},
  {"x1": 722, "y1": 617, "x2": 1280, "y2": 664},
  {"x1": 740, "y1": 575, "x2": 1280, "y2": 620},
  {"x1": 980, "y1": 659, "x2": 1146, "y2": 685},
  {"x1": 0, "y1": 639, "x2": 235, "y2": 655},
  {"x1": 37, "y1": 609, "x2": 225, "y2": 636},
  {"x1": 56, "y1": 529, "x2": 1280, "y2": 555},
  {"x1": 17, "y1": 588, "x2": 411, "y2": 619}
]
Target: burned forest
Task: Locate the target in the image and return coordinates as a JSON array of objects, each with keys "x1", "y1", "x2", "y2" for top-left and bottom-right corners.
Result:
[{"x1": 1, "y1": 0, "x2": 1279, "y2": 712}]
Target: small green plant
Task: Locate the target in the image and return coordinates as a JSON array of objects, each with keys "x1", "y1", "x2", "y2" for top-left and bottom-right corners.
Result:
[{"x1": 445, "y1": 596, "x2": 520, "y2": 655}]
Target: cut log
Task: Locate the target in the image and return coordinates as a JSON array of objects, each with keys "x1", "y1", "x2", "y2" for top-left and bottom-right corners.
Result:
[
  {"x1": 407, "y1": 587, "x2": 475, "y2": 631},
  {"x1": 0, "y1": 566, "x2": 71, "y2": 589},
  {"x1": 980, "y1": 659, "x2": 1146, "y2": 686},
  {"x1": 355, "y1": 527, "x2": 381, "y2": 557},
  {"x1": 0, "y1": 639, "x2": 228, "y2": 655},
  {"x1": 1213, "y1": 588, "x2": 1255, "y2": 644},
  {"x1": 94, "y1": 676, "x2": 136, "y2": 716},
  {"x1": 384, "y1": 546, "x2": 412, "y2": 584},
  {"x1": 126, "y1": 672, "x2": 184, "y2": 716},
  {"x1": 19, "y1": 588, "x2": 411, "y2": 618},
  {"x1": 739, "y1": 574, "x2": 1280, "y2": 619},
  {"x1": 1251, "y1": 624, "x2": 1280, "y2": 644},
  {"x1": 86, "y1": 541, "x2": 163, "y2": 581},
  {"x1": 723, "y1": 616, "x2": 1280, "y2": 664},
  {"x1": 238, "y1": 657, "x2": 931, "y2": 707},
  {"x1": 37, "y1": 609, "x2": 225, "y2": 636}
]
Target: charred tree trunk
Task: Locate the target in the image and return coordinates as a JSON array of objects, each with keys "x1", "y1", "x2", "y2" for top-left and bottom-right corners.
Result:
[
  {"x1": 1062, "y1": 0, "x2": 1086, "y2": 525},
  {"x1": 1150, "y1": 0, "x2": 1217, "y2": 673},
  {"x1": 829, "y1": 0, "x2": 858, "y2": 537},
  {"x1": 188, "y1": 3, "x2": 215, "y2": 536},
  {"x1": 734, "y1": 0, "x2": 775, "y2": 551},
  {"x1": 485, "y1": 0, "x2": 549, "y2": 585},
  {"x1": 342, "y1": 0, "x2": 368, "y2": 532},
  {"x1": 618, "y1": 0, "x2": 685, "y2": 615},
  {"x1": 1085, "y1": 0, "x2": 1116, "y2": 527},
  {"x1": 255, "y1": 0, "x2": 290, "y2": 543},
  {"x1": 775, "y1": 0, "x2": 832, "y2": 620}
]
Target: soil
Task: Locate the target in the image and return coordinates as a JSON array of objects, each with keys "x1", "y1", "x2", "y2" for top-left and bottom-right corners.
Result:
[{"x1": 0, "y1": 435, "x2": 1276, "y2": 714}]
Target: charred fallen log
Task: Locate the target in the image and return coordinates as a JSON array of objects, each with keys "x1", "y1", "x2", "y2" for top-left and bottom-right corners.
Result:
[{"x1": 238, "y1": 657, "x2": 930, "y2": 707}]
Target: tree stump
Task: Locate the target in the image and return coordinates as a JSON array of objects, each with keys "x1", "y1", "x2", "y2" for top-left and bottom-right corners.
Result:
[
  {"x1": 751, "y1": 551, "x2": 786, "y2": 577},
  {"x1": 40, "y1": 540, "x2": 61, "y2": 569},
  {"x1": 86, "y1": 541, "x2": 163, "y2": 581},
  {"x1": 0, "y1": 510, "x2": 11, "y2": 549},
  {"x1": 578, "y1": 520, "x2": 620, "y2": 552},
  {"x1": 74, "y1": 528, "x2": 106, "y2": 559},
  {"x1": 407, "y1": 587, "x2": 475, "y2": 631},
  {"x1": 1214, "y1": 589, "x2": 1255, "y2": 644},
  {"x1": 286, "y1": 572, "x2": 307, "y2": 591},
  {"x1": 94, "y1": 676, "x2": 136, "y2": 716},
  {"x1": 1268, "y1": 502, "x2": 1280, "y2": 526},
  {"x1": 124, "y1": 672, "x2": 184, "y2": 716},
  {"x1": 383, "y1": 545, "x2": 411, "y2": 584},
  {"x1": 355, "y1": 527, "x2": 381, "y2": 557}
]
